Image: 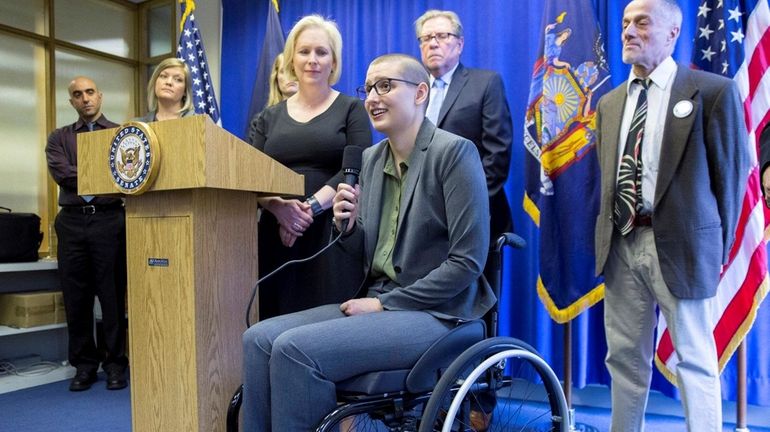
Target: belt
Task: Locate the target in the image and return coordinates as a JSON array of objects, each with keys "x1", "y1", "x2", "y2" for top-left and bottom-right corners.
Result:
[
  {"x1": 61, "y1": 203, "x2": 124, "y2": 215},
  {"x1": 634, "y1": 214, "x2": 652, "y2": 226}
]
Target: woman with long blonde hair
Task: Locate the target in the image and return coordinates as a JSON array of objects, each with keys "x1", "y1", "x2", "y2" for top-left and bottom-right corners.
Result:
[
  {"x1": 266, "y1": 53, "x2": 297, "y2": 107},
  {"x1": 247, "y1": 15, "x2": 372, "y2": 321},
  {"x1": 138, "y1": 58, "x2": 195, "y2": 121}
]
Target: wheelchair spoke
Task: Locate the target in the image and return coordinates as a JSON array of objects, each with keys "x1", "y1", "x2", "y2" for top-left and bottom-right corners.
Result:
[{"x1": 418, "y1": 339, "x2": 569, "y2": 432}]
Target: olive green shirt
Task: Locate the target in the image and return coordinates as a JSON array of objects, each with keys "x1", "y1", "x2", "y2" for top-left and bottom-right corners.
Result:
[{"x1": 370, "y1": 150, "x2": 408, "y2": 281}]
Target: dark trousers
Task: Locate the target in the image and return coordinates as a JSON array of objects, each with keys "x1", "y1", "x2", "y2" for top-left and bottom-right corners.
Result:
[
  {"x1": 54, "y1": 208, "x2": 127, "y2": 373},
  {"x1": 489, "y1": 191, "x2": 513, "y2": 244}
]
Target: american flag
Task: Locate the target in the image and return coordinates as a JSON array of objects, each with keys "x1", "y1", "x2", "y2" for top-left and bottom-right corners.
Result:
[
  {"x1": 177, "y1": 0, "x2": 221, "y2": 124},
  {"x1": 654, "y1": 0, "x2": 770, "y2": 382}
]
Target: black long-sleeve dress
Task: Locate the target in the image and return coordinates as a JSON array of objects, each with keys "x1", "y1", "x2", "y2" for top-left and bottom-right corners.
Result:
[{"x1": 249, "y1": 93, "x2": 372, "y2": 319}]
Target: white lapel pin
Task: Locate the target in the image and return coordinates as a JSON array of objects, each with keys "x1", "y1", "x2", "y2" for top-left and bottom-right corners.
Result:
[{"x1": 673, "y1": 100, "x2": 693, "y2": 118}]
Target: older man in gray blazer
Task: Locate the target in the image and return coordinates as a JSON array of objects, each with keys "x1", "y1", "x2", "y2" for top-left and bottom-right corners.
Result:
[
  {"x1": 594, "y1": 0, "x2": 749, "y2": 431},
  {"x1": 240, "y1": 53, "x2": 491, "y2": 432}
]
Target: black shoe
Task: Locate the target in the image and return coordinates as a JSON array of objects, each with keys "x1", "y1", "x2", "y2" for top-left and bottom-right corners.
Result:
[
  {"x1": 106, "y1": 368, "x2": 127, "y2": 390},
  {"x1": 69, "y1": 369, "x2": 97, "y2": 392}
]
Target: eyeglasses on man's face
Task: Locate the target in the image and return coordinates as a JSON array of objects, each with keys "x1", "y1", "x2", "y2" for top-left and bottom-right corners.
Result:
[
  {"x1": 356, "y1": 78, "x2": 420, "y2": 100},
  {"x1": 417, "y1": 32, "x2": 459, "y2": 45}
]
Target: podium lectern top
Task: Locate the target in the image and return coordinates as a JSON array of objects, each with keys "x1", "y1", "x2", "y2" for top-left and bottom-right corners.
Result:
[{"x1": 78, "y1": 114, "x2": 304, "y2": 197}]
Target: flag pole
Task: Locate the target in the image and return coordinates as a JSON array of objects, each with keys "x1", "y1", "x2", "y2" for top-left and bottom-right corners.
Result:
[
  {"x1": 564, "y1": 321, "x2": 577, "y2": 431},
  {"x1": 564, "y1": 320, "x2": 572, "y2": 405},
  {"x1": 735, "y1": 341, "x2": 748, "y2": 432}
]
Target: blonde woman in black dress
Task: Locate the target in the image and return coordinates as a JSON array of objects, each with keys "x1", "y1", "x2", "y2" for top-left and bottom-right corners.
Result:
[{"x1": 248, "y1": 15, "x2": 371, "y2": 319}]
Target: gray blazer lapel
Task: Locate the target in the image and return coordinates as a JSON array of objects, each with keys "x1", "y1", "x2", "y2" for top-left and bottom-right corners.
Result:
[
  {"x1": 654, "y1": 68, "x2": 698, "y2": 207},
  {"x1": 363, "y1": 143, "x2": 388, "y2": 266},
  {"x1": 438, "y1": 64, "x2": 468, "y2": 125},
  {"x1": 396, "y1": 121, "x2": 434, "y2": 237}
]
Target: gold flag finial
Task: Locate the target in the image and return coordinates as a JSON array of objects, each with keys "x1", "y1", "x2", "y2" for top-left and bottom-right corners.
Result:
[
  {"x1": 271, "y1": 0, "x2": 279, "y2": 13},
  {"x1": 179, "y1": 0, "x2": 196, "y2": 33}
]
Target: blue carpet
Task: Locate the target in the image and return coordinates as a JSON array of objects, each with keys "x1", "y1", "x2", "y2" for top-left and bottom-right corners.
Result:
[
  {"x1": 0, "y1": 377, "x2": 768, "y2": 431},
  {"x1": 0, "y1": 372, "x2": 131, "y2": 432},
  {"x1": 489, "y1": 399, "x2": 770, "y2": 432},
  {"x1": 570, "y1": 404, "x2": 770, "y2": 432}
]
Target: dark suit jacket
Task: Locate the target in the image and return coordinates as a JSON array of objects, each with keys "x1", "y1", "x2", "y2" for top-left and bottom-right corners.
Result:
[
  {"x1": 760, "y1": 125, "x2": 770, "y2": 181},
  {"x1": 595, "y1": 66, "x2": 750, "y2": 299},
  {"x1": 434, "y1": 63, "x2": 513, "y2": 238},
  {"x1": 341, "y1": 120, "x2": 495, "y2": 321}
]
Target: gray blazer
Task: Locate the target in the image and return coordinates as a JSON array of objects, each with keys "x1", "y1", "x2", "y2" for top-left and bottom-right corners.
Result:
[
  {"x1": 343, "y1": 120, "x2": 494, "y2": 321},
  {"x1": 595, "y1": 65, "x2": 750, "y2": 299}
]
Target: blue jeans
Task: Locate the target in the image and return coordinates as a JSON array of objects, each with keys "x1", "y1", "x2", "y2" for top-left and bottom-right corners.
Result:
[{"x1": 241, "y1": 304, "x2": 453, "y2": 431}]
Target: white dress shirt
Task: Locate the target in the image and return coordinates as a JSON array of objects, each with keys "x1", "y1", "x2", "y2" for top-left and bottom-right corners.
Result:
[
  {"x1": 427, "y1": 63, "x2": 460, "y2": 119},
  {"x1": 617, "y1": 56, "x2": 677, "y2": 214}
]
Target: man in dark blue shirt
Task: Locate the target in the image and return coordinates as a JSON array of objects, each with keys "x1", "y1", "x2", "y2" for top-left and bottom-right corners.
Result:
[{"x1": 45, "y1": 76, "x2": 127, "y2": 392}]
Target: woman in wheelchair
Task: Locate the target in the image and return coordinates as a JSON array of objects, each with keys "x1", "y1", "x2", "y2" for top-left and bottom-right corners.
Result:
[{"x1": 240, "y1": 53, "x2": 494, "y2": 431}]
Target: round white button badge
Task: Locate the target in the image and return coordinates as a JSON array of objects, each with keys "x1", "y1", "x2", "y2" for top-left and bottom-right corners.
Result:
[{"x1": 673, "y1": 100, "x2": 694, "y2": 118}]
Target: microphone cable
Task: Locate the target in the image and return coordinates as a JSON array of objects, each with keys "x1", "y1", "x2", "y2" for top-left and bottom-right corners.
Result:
[
  {"x1": 245, "y1": 146, "x2": 362, "y2": 328},
  {"x1": 244, "y1": 227, "x2": 346, "y2": 329}
]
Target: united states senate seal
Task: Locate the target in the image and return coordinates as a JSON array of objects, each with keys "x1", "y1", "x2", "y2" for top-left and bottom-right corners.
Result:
[{"x1": 108, "y1": 121, "x2": 160, "y2": 195}]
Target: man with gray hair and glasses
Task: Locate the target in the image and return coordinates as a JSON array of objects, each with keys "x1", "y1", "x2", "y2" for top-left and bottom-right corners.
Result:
[{"x1": 415, "y1": 9, "x2": 514, "y2": 245}]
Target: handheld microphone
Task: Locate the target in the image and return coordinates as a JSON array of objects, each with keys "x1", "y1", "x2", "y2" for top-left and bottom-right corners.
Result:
[
  {"x1": 342, "y1": 146, "x2": 363, "y2": 186},
  {"x1": 339, "y1": 146, "x2": 363, "y2": 232}
]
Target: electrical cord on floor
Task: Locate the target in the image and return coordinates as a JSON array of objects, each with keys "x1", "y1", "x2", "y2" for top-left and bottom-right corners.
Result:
[{"x1": 0, "y1": 360, "x2": 61, "y2": 377}]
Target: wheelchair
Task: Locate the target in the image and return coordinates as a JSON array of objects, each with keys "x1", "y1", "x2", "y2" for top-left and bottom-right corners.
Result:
[{"x1": 227, "y1": 233, "x2": 570, "y2": 432}]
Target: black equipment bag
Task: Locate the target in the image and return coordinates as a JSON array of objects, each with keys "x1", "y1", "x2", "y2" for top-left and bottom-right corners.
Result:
[{"x1": 0, "y1": 206, "x2": 43, "y2": 263}]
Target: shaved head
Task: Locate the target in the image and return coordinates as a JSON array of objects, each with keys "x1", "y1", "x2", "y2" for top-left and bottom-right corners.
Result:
[{"x1": 68, "y1": 76, "x2": 103, "y2": 123}]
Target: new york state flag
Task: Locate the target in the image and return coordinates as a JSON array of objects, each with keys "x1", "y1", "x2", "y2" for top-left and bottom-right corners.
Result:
[{"x1": 523, "y1": 1, "x2": 611, "y2": 322}]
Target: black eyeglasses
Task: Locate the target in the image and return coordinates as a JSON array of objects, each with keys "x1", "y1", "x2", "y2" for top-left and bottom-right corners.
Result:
[
  {"x1": 417, "y1": 32, "x2": 459, "y2": 44},
  {"x1": 356, "y1": 78, "x2": 420, "y2": 100}
]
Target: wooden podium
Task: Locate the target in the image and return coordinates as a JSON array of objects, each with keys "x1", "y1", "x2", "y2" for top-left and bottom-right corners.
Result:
[{"x1": 78, "y1": 115, "x2": 303, "y2": 432}]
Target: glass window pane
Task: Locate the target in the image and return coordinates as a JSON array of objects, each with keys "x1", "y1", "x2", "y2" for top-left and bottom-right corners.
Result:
[
  {"x1": 0, "y1": 0, "x2": 47, "y2": 35},
  {"x1": 55, "y1": 49, "x2": 136, "y2": 128},
  {"x1": 55, "y1": 0, "x2": 136, "y2": 58},
  {"x1": 0, "y1": 36, "x2": 47, "y2": 216},
  {"x1": 149, "y1": 3, "x2": 173, "y2": 58}
]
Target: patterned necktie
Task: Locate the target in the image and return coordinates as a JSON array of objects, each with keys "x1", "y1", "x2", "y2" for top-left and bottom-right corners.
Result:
[
  {"x1": 426, "y1": 79, "x2": 445, "y2": 125},
  {"x1": 614, "y1": 78, "x2": 650, "y2": 236}
]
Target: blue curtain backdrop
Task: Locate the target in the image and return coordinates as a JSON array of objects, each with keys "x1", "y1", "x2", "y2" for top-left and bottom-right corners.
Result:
[{"x1": 220, "y1": 0, "x2": 770, "y2": 406}]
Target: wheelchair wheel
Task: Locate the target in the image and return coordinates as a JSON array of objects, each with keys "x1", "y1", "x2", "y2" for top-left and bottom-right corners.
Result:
[
  {"x1": 418, "y1": 337, "x2": 570, "y2": 432},
  {"x1": 317, "y1": 396, "x2": 426, "y2": 432},
  {"x1": 335, "y1": 414, "x2": 395, "y2": 432}
]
